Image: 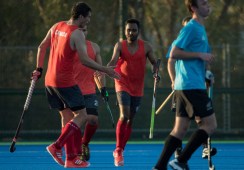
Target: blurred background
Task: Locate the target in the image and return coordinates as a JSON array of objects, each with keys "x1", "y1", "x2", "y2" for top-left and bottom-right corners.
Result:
[{"x1": 0, "y1": 0, "x2": 243, "y2": 142}]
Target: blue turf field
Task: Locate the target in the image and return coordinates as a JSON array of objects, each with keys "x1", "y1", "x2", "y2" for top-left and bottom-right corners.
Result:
[{"x1": 0, "y1": 142, "x2": 243, "y2": 170}]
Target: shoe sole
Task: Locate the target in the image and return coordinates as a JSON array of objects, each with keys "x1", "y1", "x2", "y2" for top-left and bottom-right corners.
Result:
[
  {"x1": 46, "y1": 146, "x2": 64, "y2": 166},
  {"x1": 64, "y1": 162, "x2": 90, "y2": 168},
  {"x1": 114, "y1": 161, "x2": 124, "y2": 167}
]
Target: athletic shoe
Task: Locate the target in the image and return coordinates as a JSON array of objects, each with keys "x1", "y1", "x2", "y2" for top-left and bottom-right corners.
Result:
[
  {"x1": 169, "y1": 159, "x2": 189, "y2": 170},
  {"x1": 80, "y1": 144, "x2": 90, "y2": 161},
  {"x1": 64, "y1": 156, "x2": 90, "y2": 168},
  {"x1": 46, "y1": 143, "x2": 64, "y2": 166},
  {"x1": 113, "y1": 149, "x2": 124, "y2": 166},
  {"x1": 202, "y1": 147, "x2": 217, "y2": 159},
  {"x1": 174, "y1": 147, "x2": 182, "y2": 159}
]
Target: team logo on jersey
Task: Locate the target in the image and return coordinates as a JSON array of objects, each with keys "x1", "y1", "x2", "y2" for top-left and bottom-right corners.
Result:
[{"x1": 55, "y1": 30, "x2": 67, "y2": 37}]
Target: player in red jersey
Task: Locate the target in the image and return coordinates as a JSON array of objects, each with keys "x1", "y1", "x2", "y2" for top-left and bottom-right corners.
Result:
[
  {"x1": 31, "y1": 2, "x2": 120, "y2": 168},
  {"x1": 107, "y1": 18, "x2": 159, "y2": 167}
]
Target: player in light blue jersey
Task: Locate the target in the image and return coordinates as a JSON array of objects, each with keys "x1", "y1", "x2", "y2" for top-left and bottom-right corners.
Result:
[{"x1": 153, "y1": 0, "x2": 217, "y2": 170}]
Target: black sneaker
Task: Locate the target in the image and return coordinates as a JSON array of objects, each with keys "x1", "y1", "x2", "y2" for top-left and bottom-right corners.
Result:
[
  {"x1": 202, "y1": 147, "x2": 217, "y2": 159},
  {"x1": 174, "y1": 147, "x2": 182, "y2": 159},
  {"x1": 169, "y1": 159, "x2": 189, "y2": 170}
]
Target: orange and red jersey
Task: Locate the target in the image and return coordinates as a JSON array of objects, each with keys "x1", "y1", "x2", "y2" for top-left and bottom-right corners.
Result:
[
  {"x1": 115, "y1": 39, "x2": 146, "y2": 96},
  {"x1": 73, "y1": 40, "x2": 96, "y2": 95},
  {"x1": 45, "y1": 21, "x2": 78, "y2": 87}
]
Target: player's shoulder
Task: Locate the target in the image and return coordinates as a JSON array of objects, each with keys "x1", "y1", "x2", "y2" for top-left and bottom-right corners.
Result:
[
  {"x1": 141, "y1": 39, "x2": 153, "y2": 50},
  {"x1": 90, "y1": 41, "x2": 100, "y2": 50}
]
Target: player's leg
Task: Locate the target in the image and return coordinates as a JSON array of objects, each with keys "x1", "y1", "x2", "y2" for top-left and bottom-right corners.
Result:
[
  {"x1": 80, "y1": 93, "x2": 99, "y2": 161},
  {"x1": 154, "y1": 116, "x2": 190, "y2": 170},
  {"x1": 122, "y1": 96, "x2": 141, "y2": 150},
  {"x1": 113, "y1": 91, "x2": 130, "y2": 166}
]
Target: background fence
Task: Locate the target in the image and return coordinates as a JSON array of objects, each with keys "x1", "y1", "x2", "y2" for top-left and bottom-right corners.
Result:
[
  {"x1": 0, "y1": 46, "x2": 243, "y2": 142},
  {"x1": 0, "y1": 1, "x2": 243, "y2": 142}
]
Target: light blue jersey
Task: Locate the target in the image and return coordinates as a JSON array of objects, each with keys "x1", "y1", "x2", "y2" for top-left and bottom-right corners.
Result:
[{"x1": 173, "y1": 19, "x2": 210, "y2": 90}]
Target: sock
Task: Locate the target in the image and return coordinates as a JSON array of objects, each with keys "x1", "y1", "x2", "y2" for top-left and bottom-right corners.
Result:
[
  {"x1": 115, "y1": 119, "x2": 126, "y2": 150},
  {"x1": 73, "y1": 128, "x2": 82, "y2": 156},
  {"x1": 154, "y1": 135, "x2": 182, "y2": 170},
  {"x1": 122, "y1": 123, "x2": 132, "y2": 150},
  {"x1": 82, "y1": 123, "x2": 98, "y2": 146},
  {"x1": 62, "y1": 127, "x2": 75, "y2": 160},
  {"x1": 54, "y1": 121, "x2": 79, "y2": 149},
  {"x1": 178, "y1": 129, "x2": 209, "y2": 163}
]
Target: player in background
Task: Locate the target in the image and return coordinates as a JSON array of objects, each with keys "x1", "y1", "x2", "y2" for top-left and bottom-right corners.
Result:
[{"x1": 107, "y1": 18, "x2": 159, "y2": 167}]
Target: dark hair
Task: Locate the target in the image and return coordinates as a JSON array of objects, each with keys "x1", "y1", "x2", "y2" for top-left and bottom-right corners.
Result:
[
  {"x1": 181, "y1": 16, "x2": 192, "y2": 26},
  {"x1": 125, "y1": 18, "x2": 140, "y2": 30},
  {"x1": 185, "y1": 0, "x2": 198, "y2": 14},
  {"x1": 71, "y1": 2, "x2": 92, "y2": 20}
]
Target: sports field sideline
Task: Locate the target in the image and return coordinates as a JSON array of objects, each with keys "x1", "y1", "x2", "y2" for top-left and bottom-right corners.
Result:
[{"x1": 0, "y1": 141, "x2": 244, "y2": 170}]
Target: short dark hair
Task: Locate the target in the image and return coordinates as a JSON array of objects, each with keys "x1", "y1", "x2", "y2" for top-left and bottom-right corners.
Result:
[
  {"x1": 181, "y1": 16, "x2": 192, "y2": 26},
  {"x1": 71, "y1": 2, "x2": 92, "y2": 20},
  {"x1": 125, "y1": 18, "x2": 140, "y2": 30},
  {"x1": 185, "y1": 0, "x2": 198, "y2": 14}
]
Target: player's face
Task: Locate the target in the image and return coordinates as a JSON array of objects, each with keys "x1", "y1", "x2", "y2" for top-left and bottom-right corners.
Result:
[
  {"x1": 79, "y1": 11, "x2": 91, "y2": 28},
  {"x1": 196, "y1": 0, "x2": 211, "y2": 18},
  {"x1": 125, "y1": 23, "x2": 139, "y2": 42}
]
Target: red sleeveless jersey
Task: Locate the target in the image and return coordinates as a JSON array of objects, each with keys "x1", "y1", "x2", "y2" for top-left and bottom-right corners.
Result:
[
  {"x1": 73, "y1": 40, "x2": 96, "y2": 95},
  {"x1": 115, "y1": 39, "x2": 146, "y2": 96},
  {"x1": 45, "y1": 21, "x2": 78, "y2": 87}
]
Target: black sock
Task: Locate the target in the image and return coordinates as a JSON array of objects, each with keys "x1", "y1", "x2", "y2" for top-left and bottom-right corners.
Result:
[
  {"x1": 178, "y1": 129, "x2": 208, "y2": 163},
  {"x1": 155, "y1": 135, "x2": 182, "y2": 170}
]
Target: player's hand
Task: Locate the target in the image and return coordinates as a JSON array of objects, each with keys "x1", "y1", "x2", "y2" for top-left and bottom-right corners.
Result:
[
  {"x1": 31, "y1": 67, "x2": 43, "y2": 80},
  {"x1": 153, "y1": 73, "x2": 160, "y2": 83},
  {"x1": 100, "y1": 87, "x2": 109, "y2": 101},
  {"x1": 199, "y1": 53, "x2": 214, "y2": 63},
  {"x1": 104, "y1": 66, "x2": 120, "y2": 80},
  {"x1": 205, "y1": 70, "x2": 214, "y2": 86}
]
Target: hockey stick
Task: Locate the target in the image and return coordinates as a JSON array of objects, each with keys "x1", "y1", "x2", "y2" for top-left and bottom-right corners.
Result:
[
  {"x1": 94, "y1": 73, "x2": 115, "y2": 128},
  {"x1": 155, "y1": 90, "x2": 175, "y2": 115},
  {"x1": 149, "y1": 59, "x2": 161, "y2": 139},
  {"x1": 208, "y1": 84, "x2": 215, "y2": 170},
  {"x1": 10, "y1": 79, "x2": 36, "y2": 152}
]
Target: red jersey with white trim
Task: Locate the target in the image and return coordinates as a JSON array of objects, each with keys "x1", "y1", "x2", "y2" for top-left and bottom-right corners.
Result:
[
  {"x1": 115, "y1": 39, "x2": 146, "y2": 96},
  {"x1": 74, "y1": 40, "x2": 96, "y2": 95},
  {"x1": 45, "y1": 21, "x2": 78, "y2": 87}
]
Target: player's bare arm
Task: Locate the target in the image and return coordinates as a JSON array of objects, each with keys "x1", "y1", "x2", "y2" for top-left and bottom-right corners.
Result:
[
  {"x1": 171, "y1": 46, "x2": 214, "y2": 62},
  {"x1": 145, "y1": 41, "x2": 158, "y2": 72},
  {"x1": 167, "y1": 57, "x2": 176, "y2": 89},
  {"x1": 107, "y1": 42, "x2": 122, "y2": 67},
  {"x1": 93, "y1": 42, "x2": 106, "y2": 86},
  {"x1": 72, "y1": 30, "x2": 120, "y2": 79}
]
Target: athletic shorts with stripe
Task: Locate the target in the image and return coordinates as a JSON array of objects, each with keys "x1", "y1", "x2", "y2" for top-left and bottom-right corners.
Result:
[
  {"x1": 45, "y1": 85, "x2": 85, "y2": 111},
  {"x1": 175, "y1": 90, "x2": 214, "y2": 119},
  {"x1": 116, "y1": 91, "x2": 141, "y2": 113}
]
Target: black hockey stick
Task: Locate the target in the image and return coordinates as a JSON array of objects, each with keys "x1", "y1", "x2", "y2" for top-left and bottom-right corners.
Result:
[
  {"x1": 208, "y1": 82, "x2": 215, "y2": 170},
  {"x1": 10, "y1": 79, "x2": 36, "y2": 152},
  {"x1": 149, "y1": 59, "x2": 161, "y2": 139},
  {"x1": 94, "y1": 73, "x2": 115, "y2": 128}
]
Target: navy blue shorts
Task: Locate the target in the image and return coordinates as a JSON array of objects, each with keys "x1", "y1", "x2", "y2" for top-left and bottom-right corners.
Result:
[
  {"x1": 175, "y1": 90, "x2": 214, "y2": 119},
  {"x1": 84, "y1": 94, "x2": 99, "y2": 116},
  {"x1": 45, "y1": 85, "x2": 85, "y2": 111},
  {"x1": 116, "y1": 91, "x2": 141, "y2": 113}
]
